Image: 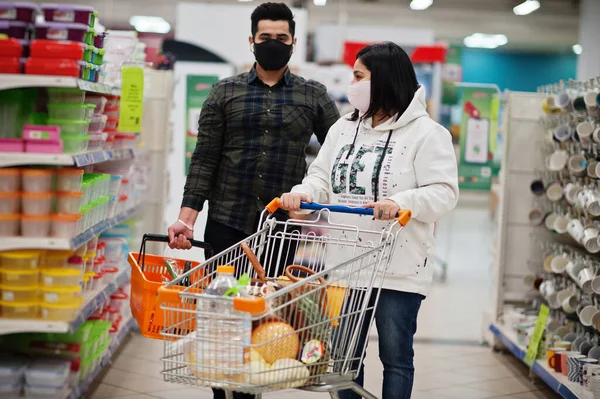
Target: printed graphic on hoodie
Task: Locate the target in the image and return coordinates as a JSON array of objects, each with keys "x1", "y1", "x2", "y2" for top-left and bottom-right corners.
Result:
[{"x1": 331, "y1": 136, "x2": 395, "y2": 205}]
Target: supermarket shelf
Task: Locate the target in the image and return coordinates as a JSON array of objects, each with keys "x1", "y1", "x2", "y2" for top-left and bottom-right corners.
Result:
[
  {"x1": 0, "y1": 267, "x2": 130, "y2": 336},
  {"x1": 0, "y1": 206, "x2": 139, "y2": 252},
  {"x1": 0, "y1": 74, "x2": 119, "y2": 95},
  {"x1": 489, "y1": 323, "x2": 591, "y2": 399},
  {"x1": 67, "y1": 317, "x2": 135, "y2": 399},
  {"x1": 0, "y1": 148, "x2": 134, "y2": 168}
]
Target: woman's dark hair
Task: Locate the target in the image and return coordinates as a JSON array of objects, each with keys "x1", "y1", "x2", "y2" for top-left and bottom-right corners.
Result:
[
  {"x1": 251, "y1": 2, "x2": 296, "y2": 38},
  {"x1": 350, "y1": 42, "x2": 419, "y2": 121}
]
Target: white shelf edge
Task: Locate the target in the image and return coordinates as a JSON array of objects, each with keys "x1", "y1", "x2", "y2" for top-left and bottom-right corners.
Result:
[
  {"x1": 0, "y1": 267, "x2": 130, "y2": 335},
  {"x1": 0, "y1": 148, "x2": 135, "y2": 168},
  {"x1": 0, "y1": 74, "x2": 119, "y2": 95}
]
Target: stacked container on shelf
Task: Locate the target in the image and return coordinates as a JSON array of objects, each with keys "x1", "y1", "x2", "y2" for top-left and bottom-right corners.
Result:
[{"x1": 0, "y1": 2, "x2": 37, "y2": 74}]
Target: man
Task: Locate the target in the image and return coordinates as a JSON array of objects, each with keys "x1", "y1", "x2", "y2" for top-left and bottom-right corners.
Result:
[{"x1": 167, "y1": 3, "x2": 340, "y2": 398}]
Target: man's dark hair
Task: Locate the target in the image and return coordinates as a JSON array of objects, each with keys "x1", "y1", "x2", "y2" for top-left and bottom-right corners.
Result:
[
  {"x1": 350, "y1": 42, "x2": 419, "y2": 121},
  {"x1": 251, "y1": 2, "x2": 295, "y2": 38}
]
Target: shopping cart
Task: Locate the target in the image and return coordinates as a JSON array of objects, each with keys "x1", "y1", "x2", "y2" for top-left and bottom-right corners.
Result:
[{"x1": 130, "y1": 198, "x2": 411, "y2": 399}]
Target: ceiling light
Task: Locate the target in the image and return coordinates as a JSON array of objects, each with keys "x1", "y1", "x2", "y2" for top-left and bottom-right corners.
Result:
[
  {"x1": 513, "y1": 0, "x2": 540, "y2": 16},
  {"x1": 573, "y1": 44, "x2": 583, "y2": 55},
  {"x1": 463, "y1": 33, "x2": 508, "y2": 49},
  {"x1": 410, "y1": 0, "x2": 433, "y2": 10},
  {"x1": 314, "y1": 0, "x2": 327, "y2": 5},
  {"x1": 238, "y1": 0, "x2": 253, "y2": 2},
  {"x1": 129, "y1": 16, "x2": 171, "y2": 34}
]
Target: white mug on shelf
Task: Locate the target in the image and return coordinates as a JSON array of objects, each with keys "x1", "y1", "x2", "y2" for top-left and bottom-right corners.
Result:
[
  {"x1": 547, "y1": 149, "x2": 569, "y2": 171},
  {"x1": 551, "y1": 253, "x2": 570, "y2": 274},
  {"x1": 568, "y1": 154, "x2": 588, "y2": 177},
  {"x1": 592, "y1": 276, "x2": 600, "y2": 295},
  {"x1": 545, "y1": 213, "x2": 559, "y2": 232},
  {"x1": 583, "y1": 226, "x2": 600, "y2": 254},
  {"x1": 568, "y1": 261, "x2": 586, "y2": 281},
  {"x1": 585, "y1": 91, "x2": 600, "y2": 119},
  {"x1": 579, "y1": 268, "x2": 596, "y2": 294},
  {"x1": 588, "y1": 161, "x2": 599, "y2": 178},
  {"x1": 565, "y1": 182, "x2": 582, "y2": 206},
  {"x1": 554, "y1": 214, "x2": 570, "y2": 234},
  {"x1": 578, "y1": 121, "x2": 595, "y2": 146},
  {"x1": 594, "y1": 127, "x2": 600, "y2": 145},
  {"x1": 563, "y1": 294, "x2": 579, "y2": 314},
  {"x1": 546, "y1": 182, "x2": 564, "y2": 202},
  {"x1": 581, "y1": 305, "x2": 600, "y2": 327},
  {"x1": 568, "y1": 218, "x2": 585, "y2": 244}
]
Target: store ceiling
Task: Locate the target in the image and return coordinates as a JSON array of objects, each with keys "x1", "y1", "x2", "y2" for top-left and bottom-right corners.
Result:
[{"x1": 28, "y1": 0, "x2": 580, "y2": 52}]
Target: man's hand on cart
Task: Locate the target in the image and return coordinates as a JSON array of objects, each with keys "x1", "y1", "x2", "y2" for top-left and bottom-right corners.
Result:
[
  {"x1": 364, "y1": 199, "x2": 400, "y2": 221},
  {"x1": 280, "y1": 192, "x2": 312, "y2": 211}
]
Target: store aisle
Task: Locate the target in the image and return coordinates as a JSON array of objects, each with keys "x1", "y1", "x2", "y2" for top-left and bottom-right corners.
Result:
[{"x1": 91, "y1": 331, "x2": 559, "y2": 399}]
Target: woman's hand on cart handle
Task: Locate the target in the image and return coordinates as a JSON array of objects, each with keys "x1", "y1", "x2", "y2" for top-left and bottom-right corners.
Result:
[
  {"x1": 279, "y1": 192, "x2": 313, "y2": 211},
  {"x1": 364, "y1": 200, "x2": 401, "y2": 221}
]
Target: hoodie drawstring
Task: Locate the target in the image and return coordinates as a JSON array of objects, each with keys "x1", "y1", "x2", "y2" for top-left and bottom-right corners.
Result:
[
  {"x1": 345, "y1": 117, "x2": 363, "y2": 161},
  {"x1": 373, "y1": 129, "x2": 393, "y2": 202}
]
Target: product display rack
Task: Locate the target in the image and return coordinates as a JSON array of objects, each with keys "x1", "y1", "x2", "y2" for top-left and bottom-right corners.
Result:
[
  {"x1": 0, "y1": 267, "x2": 130, "y2": 335},
  {"x1": 0, "y1": 69, "x2": 143, "y2": 398},
  {"x1": 67, "y1": 317, "x2": 135, "y2": 399},
  {"x1": 489, "y1": 322, "x2": 590, "y2": 399}
]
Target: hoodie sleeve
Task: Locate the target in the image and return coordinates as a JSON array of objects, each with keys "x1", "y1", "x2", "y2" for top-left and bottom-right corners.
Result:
[
  {"x1": 387, "y1": 125, "x2": 459, "y2": 223},
  {"x1": 290, "y1": 120, "x2": 342, "y2": 203}
]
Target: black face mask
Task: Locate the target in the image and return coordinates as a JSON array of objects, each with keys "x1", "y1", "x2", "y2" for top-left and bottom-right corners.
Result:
[{"x1": 253, "y1": 40, "x2": 293, "y2": 71}]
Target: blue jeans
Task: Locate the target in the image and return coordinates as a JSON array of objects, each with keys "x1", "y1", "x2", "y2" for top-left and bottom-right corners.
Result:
[{"x1": 339, "y1": 289, "x2": 424, "y2": 399}]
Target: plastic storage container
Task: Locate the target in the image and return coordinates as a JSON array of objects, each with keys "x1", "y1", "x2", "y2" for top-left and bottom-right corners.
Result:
[
  {"x1": 88, "y1": 113, "x2": 107, "y2": 134},
  {"x1": 66, "y1": 254, "x2": 83, "y2": 270},
  {"x1": 0, "y1": 168, "x2": 19, "y2": 191},
  {"x1": 0, "y1": 300, "x2": 38, "y2": 318},
  {"x1": 21, "y1": 214, "x2": 51, "y2": 237},
  {"x1": 41, "y1": 250, "x2": 71, "y2": 268},
  {"x1": 47, "y1": 88, "x2": 85, "y2": 104},
  {"x1": 56, "y1": 168, "x2": 83, "y2": 191},
  {"x1": 0, "y1": 214, "x2": 18, "y2": 236},
  {"x1": 41, "y1": 268, "x2": 81, "y2": 287},
  {"x1": 104, "y1": 106, "x2": 119, "y2": 119},
  {"x1": 41, "y1": 4, "x2": 95, "y2": 26},
  {"x1": 47, "y1": 103, "x2": 91, "y2": 120},
  {"x1": 51, "y1": 213, "x2": 82, "y2": 237},
  {"x1": 0, "y1": 56, "x2": 22, "y2": 74},
  {"x1": 105, "y1": 117, "x2": 118, "y2": 130},
  {"x1": 0, "y1": 2, "x2": 38, "y2": 22},
  {"x1": 22, "y1": 125, "x2": 61, "y2": 141},
  {"x1": 41, "y1": 285, "x2": 81, "y2": 304},
  {"x1": 30, "y1": 39, "x2": 86, "y2": 60},
  {"x1": 24, "y1": 383, "x2": 69, "y2": 399},
  {"x1": 107, "y1": 196, "x2": 117, "y2": 218},
  {"x1": 0, "y1": 37, "x2": 22, "y2": 57},
  {"x1": 86, "y1": 96, "x2": 107, "y2": 115},
  {"x1": 88, "y1": 133, "x2": 107, "y2": 151},
  {"x1": 47, "y1": 119, "x2": 90, "y2": 136},
  {"x1": 108, "y1": 175, "x2": 122, "y2": 196},
  {"x1": 0, "y1": 20, "x2": 29, "y2": 39},
  {"x1": 0, "y1": 357, "x2": 26, "y2": 385},
  {"x1": 56, "y1": 191, "x2": 83, "y2": 213},
  {"x1": 0, "y1": 192, "x2": 19, "y2": 213},
  {"x1": 25, "y1": 359, "x2": 70, "y2": 387},
  {"x1": 62, "y1": 134, "x2": 89, "y2": 153},
  {"x1": 0, "y1": 250, "x2": 39, "y2": 270},
  {"x1": 1, "y1": 284, "x2": 39, "y2": 302},
  {"x1": 21, "y1": 192, "x2": 53, "y2": 215},
  {"x1": 0, "y1": 268, "x2": 38, "y2": 285},
  {"x1": 21, "y1": 169, "x2": 53, "y2": 193},
  {"x1": 41, "y1": 299, "x2": 82, "y2": 321},
  {"x1": 25, "y1": 57, "x2": 82, "y2": 77},
  {"x1": 35, "y1": 22, "x2": 88, "y2": 42}
]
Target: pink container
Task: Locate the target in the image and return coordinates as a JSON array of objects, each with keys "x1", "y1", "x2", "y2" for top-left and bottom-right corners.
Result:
[
  {"x1": 23, "y1": 125, "x2": 61, "y2": 141},
  {"x1": 0, "y1": 20, "x2": 30, "y2": 39},
  {"x1": 25, "y1": 139, "x2": 63, "y2": 154},
  {"x1": 41, "y1": 4, "x2": 95, "y2": 25},
  {"x1": 0, "y1": 2, "x2": 38, "y2": 22},
  {"x1": 35, "y1": 22, "x2": 88, "y2": 42},
  {"x1": 0, "y1": 138, "x2": 24, "y2": 152}
]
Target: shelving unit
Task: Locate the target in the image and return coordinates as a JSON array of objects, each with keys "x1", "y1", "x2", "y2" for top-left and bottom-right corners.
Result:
[
  {"x1": 0, "y1": 267, "x2": 130, "y2": 335},
  {"x1": 490, "y1": 323, "x2": 591, "y2": 399}
]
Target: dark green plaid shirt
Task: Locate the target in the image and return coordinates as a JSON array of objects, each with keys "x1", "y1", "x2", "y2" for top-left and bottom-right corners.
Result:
[{"x1": 182, "y1": 67, "x2": 340, "y2": 234}]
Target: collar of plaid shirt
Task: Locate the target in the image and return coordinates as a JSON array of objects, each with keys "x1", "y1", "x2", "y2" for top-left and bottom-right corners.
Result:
[{"x1": 248, "y1": 63, "x2": 293, "y2": 87}]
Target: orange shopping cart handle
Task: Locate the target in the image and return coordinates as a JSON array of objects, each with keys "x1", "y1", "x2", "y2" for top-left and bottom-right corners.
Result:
[
  {"x1": 266, "y1": 198, "x2": 411, "y2": 226},
  {"x1": 141, "y1": 234, "x2": 214, "y2": 257}
]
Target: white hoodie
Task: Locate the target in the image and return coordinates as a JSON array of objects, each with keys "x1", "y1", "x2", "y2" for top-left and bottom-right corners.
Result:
[{"x1": 291, "y1": 86, "x2": 459, "y2": 296}]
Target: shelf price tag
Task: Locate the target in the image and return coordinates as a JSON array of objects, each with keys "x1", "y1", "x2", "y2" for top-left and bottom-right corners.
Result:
[
  {"x1": 118, "y1": 65, "x2": 144, "y2": 133},
  {"x1": 524, "y1": 304, "x2": 549, "y2": 367}
]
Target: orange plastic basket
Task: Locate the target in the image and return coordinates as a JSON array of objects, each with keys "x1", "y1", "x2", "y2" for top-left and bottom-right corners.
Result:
[{"x1": 129, "y1": 234, "x2": 213, "y2": 340}]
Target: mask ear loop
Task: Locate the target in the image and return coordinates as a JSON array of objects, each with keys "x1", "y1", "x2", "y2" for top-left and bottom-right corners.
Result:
[{"x1": 250, "y1": 43, "x2": 255, "y2": 53}]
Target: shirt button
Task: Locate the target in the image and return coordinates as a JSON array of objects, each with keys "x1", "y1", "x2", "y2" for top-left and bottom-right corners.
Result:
[
  {"x1": 267, "y1": 109, "x2": 270, "y2": 113},
  {"x1": 262, "y1": 152, "x2": 266, "y2": 155},
  {"x1": 265, "y1": 130, "x2": 269, "y2": 133},
  {"x1": 259, "y1": 174, "x2": 263, "y2": 178}
]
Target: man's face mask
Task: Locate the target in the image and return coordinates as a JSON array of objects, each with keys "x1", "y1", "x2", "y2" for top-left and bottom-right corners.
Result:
[{"x1": 253, "y1": 39, "x2": 293, "y2": 71}]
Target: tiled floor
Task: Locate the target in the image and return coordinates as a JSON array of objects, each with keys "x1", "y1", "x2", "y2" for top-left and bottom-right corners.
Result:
[{"x1": 90, "y1": 199, "x2": 559, "y2": 398}]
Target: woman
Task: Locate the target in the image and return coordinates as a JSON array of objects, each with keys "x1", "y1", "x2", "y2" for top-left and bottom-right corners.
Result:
[{"x1": 280, "y1": 42, "x2": 459, "y2": 399}]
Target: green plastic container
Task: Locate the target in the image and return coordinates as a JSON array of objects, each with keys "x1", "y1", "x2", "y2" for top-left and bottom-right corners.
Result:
[
  {"x1": 92, "y1": 48, "x2": 104, "y2": 66},
  {"x1": 62, "y1": 134, "x2": 90, "y2": 154},
  {"x1": 47, "y1": 119, "x2": 91, "y2": 136},
  {"x1": 48, "y1": 104, "x2": 92, "y2": 120},
  {"x1": 85, "y1": 28, "x2": 95, "y2": 46},
  {"x1": 47, "y1": 88, "x2": 85, "y2": 104}
]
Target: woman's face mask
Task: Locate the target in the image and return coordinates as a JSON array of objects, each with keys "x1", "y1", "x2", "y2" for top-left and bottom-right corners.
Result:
[{"x1": 347, "y1": 80, "x2": 371, "y2": 114}]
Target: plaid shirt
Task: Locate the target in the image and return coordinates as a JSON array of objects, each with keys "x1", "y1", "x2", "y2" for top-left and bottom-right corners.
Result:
[{"x1": 182, "y1": 67, "x2": 340, "y2": 234}]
